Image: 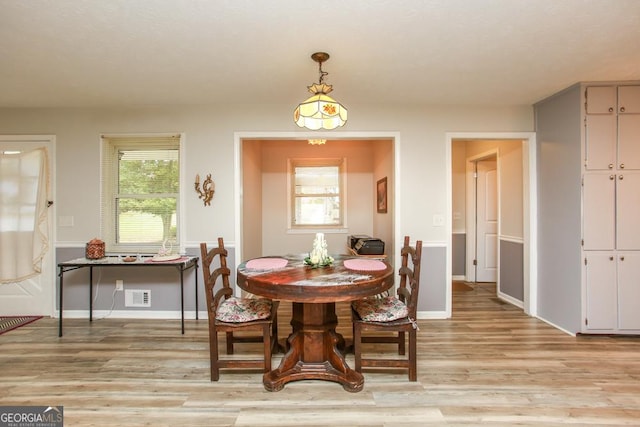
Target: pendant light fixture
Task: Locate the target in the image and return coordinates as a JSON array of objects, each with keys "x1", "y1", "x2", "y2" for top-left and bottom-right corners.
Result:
[{"x1": 293, "y1": 52, "x2": 348, "y2": 130}]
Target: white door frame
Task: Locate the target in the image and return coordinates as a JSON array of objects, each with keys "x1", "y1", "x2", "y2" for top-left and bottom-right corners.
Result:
[
  {"x1": 446, "y1": 132, "x2": 537, "y2": 317},
  {"x1": 0, "y1": 135, "x2": 57, "y2": 316},
  {"x1": 234, "y1": 131, "x2": 402, "y2": 293}
]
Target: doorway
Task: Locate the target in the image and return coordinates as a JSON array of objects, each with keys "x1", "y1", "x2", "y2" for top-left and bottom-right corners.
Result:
[
  {"x1": 234, "y1": 132, "x2": 400, "y2": 280},
  {"x1": 447, "y1": 132, "x2": 537, "y2": 318}
]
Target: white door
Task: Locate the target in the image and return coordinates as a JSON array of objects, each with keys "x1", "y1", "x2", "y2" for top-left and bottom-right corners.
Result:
[
  {"x1": 0, "y1": 136, "x2": 55, "y2": 316},
  {"x1": 476, "y1": 159, "x2": 497, "y2": 282}
]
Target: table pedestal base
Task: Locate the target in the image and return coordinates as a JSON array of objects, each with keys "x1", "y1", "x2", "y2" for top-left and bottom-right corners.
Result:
[{"x1": 263, "y1": 302, "x2": 363, "y2": 392}]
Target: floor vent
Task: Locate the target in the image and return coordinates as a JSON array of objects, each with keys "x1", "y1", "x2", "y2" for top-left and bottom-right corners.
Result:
[{"x1": 125, "y1": 290, "x2": 151, "y2": 307}]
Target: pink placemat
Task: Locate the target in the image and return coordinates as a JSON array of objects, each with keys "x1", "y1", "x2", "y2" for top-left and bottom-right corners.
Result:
[
  {"x1": 246, "y1": 258, "x2": 288, "y2": 270},
  {"x1": 343, "y1": 258, "x2": 387, "y2": 271}
]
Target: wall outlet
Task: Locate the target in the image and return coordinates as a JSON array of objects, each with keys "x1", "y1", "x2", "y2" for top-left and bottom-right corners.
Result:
[
  {"x1": 433, "y1": 214, "x2": 445, "y2": 226},
  {"x1": 115, "y1": 280, "x2": 124, "y2": 291}
]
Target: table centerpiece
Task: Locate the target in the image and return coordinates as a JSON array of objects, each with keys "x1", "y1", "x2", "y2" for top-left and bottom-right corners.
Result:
[{"x1": 304, "y1": 233, "x2": 334, "y2": 268}]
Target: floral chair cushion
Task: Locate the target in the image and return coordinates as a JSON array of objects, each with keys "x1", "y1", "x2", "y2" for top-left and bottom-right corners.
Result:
[
  {"x1": 352, "y1": 295, "x2": 409, "y2": 322},
  {"x1": 216, "y1": 297, "x2": 272, "y2": 323}
]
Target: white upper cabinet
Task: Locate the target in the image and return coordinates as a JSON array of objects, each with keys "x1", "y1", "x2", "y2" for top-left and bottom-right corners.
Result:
[
  {"x1": 585, "y1": 86, "x2": 616, "y2": 114},
  {"x1": 585, "y1": 85, "x2": 640, "y2": 170},
  {"x1": 618, "y1": 85, "x2": 640, "y2": 113},
  {"x1": 618, "y1": 86, "x2": 640, "y2": 170}
]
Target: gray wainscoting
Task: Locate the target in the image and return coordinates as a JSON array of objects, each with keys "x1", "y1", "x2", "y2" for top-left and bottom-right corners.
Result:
[
  {"x1": 499, "y1": 239, "x2": 523, "y2": 302},
  {"x1": 55, "y1": 245, "x2": 218, "y2": 316},
  {"x1": 417, "y1": 245, "x2": 447, "y2": 312},
  {"x1": 452, "y1": 233, "x2": 466, "y2": 277},
  {"x1": 56, "y1": 244, "x2": 447, "y2": 316}
]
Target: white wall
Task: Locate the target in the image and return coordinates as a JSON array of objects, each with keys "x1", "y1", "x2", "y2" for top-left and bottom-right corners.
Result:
[
  {"x1": 0, "y1": 104, "x2": 532, "y2": 243},
  {"x1": 0, "y1": 102, "x2": 533, "y2": 316},
  {"x1": 451, "y1": 141, "x2": 467, "y2": 234}
]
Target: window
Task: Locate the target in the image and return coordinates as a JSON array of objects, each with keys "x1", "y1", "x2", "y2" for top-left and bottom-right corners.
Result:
[
  {"x1": 101, "y1": 135, "x2": 181, "y2": 253},
  {"x1": 289, "y1": 158, "x2": 345, "y2": 228}
]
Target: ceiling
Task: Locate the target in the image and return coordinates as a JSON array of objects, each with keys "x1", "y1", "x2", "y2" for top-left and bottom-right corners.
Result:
[{"x1": 1, "y1": 0, "x2": 639, "y2": 109}]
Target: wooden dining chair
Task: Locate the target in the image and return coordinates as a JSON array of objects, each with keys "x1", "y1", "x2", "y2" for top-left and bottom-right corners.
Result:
[
  {"x1": 351, "y1": 235, "x2": 422, "y2": 381},
  {"x1": 200, "y1": 238, "x2": 279, "y2": 381}
]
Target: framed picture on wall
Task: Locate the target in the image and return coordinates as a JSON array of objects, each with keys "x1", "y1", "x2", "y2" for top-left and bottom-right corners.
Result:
[{"x1": 377, "y1": 177, "x2": 387, "y2": 213}]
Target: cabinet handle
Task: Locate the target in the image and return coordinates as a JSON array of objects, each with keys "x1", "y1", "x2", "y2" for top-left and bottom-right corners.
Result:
[
  {"x1": 610, "y1": 174, "x2": 615, "y2": 180},
  {"x1": 619, "y1": 175, "x2": 624, "y2": 180},
  {"x1": 620, "y1": 256, "x2": 625, "y2": 261},
  {"x1": 620, "y1": 163, "x2": 625, "y2": 169},
  {"x1": 620, "y1": 107, "x2": 626, "y2": 113},
  {"x1": 609, "y1": 163, "x2": 614, "y2": 169},
  {"x1": 609, "y1": 107, "x2": 614, "y2": 112},
  {"x1": 610, "y1": 256, "x2": 614, "y2": 261}
]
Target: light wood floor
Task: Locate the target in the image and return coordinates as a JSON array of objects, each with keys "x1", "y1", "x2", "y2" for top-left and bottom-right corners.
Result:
[{"x1": 1, "y1": 283, "x2": 640, "y2": 426}]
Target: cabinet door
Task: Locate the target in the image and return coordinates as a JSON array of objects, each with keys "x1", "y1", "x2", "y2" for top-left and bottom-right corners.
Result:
[
  {"x1": 583, "y1": 173, "x2": 616, "y2": 250},
  {"x1": 618, "y1": 114, "x2": 640, "y2": 170},
  {"x1": 617, "y1": 252, "x2": 640, "y2": 330},
  {"x1": 585, "y1": 114, "x2": 616, "y2": 170},
  {"x1": 584, "y1": 253, "x2": 617, "y2": 330},
  {"x1": 616, "y1": 171, "x2": 640, "y2": 250},
  {"x1": 617, "y1": 86, "x2": 640, "y2": 170},
  {"x1": 618, "y1": 85, "x2": 640, "y2": 114},
  {"x1": 586, "y1": 86, "x2": 616, "y2": 114}
]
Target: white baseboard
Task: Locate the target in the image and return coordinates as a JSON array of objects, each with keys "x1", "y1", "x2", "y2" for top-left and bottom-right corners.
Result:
[
  {"x1": 497, "y1": 291, "x2": 524, "y2": 309},
  {"x1": 535, "y1": 315, "x2": 576, "y2": 336},
  {"x1": 62, "y1": 309, "x2": 449, "y2": 321},
  {"x1": 60, "y1": 310, "x2": 201, "y2": 320},
  {"x1": 417, "y1": 310, "x2": 448, "y2": 320}
]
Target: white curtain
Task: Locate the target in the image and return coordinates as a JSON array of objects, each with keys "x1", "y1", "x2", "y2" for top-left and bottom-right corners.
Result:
[{"x1": 0, "y1": 148, "x2": 49, "y2": 284}]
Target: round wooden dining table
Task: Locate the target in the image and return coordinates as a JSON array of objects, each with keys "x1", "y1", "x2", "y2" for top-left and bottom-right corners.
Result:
[{"x1": 236, "y1": 254, "x2": 394, "y2": 392}]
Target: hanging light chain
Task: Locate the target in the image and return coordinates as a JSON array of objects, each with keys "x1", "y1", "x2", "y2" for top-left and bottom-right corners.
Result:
[{"x1": 317, "y1": 60, "x2": 328, "y2": 85}]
